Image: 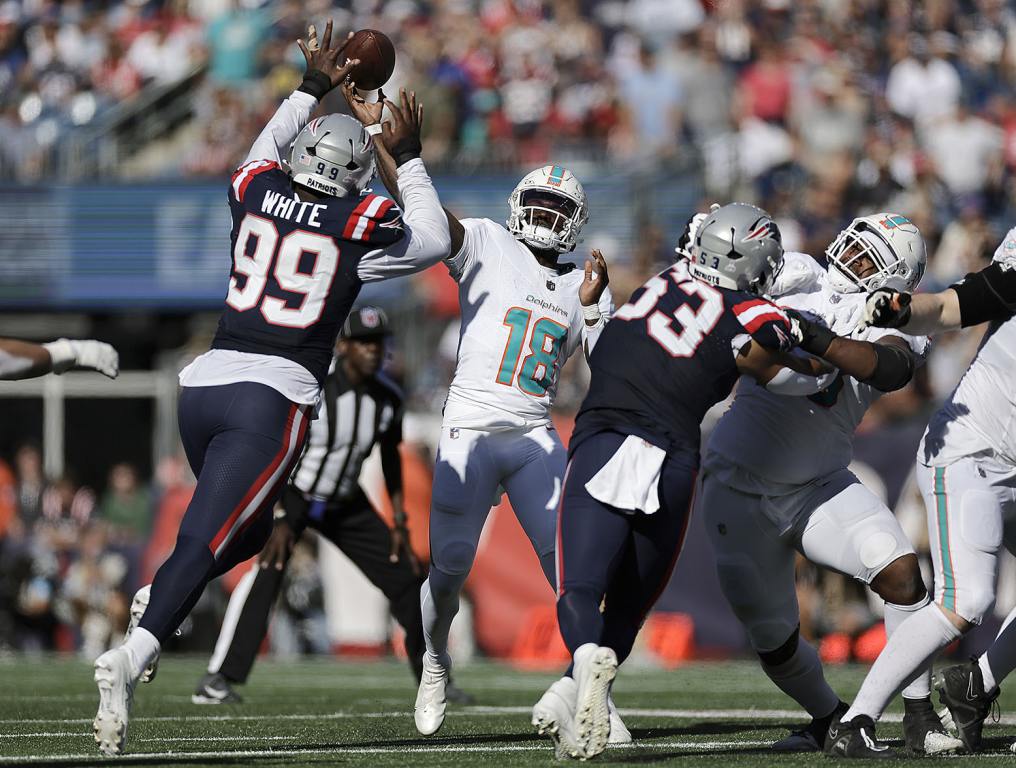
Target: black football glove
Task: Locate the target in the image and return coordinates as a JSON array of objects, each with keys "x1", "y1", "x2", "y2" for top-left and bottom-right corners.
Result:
[{"x1": 785, "y1": 308, "x2": 836, "y2": 355}]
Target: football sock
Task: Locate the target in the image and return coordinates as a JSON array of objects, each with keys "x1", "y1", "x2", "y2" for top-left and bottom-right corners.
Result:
[
  {"x1": 556, "y1": 585, "x2": 604, "y2": 654},
  {"x1": 420, "y1": 566, "x2": 463, "y2": 663},
  {"x1": 884, "y1": 595, "x2": 932, "y2": 699},
  {"x1": 760, "y1": 637, "x2": 841, "y2": 718},
  {"x1": 980, "y1": 603, "x2": 1016, "y2": 691},
  {"x1": 123, "y1": 627, "x2": 160, "y2": 680},
  {"x1": 139, "y1": 534, "x2": 215, "y2": 643},
  {"x1": 844, "y1": 603, "x2": 960, "y2": 722}
]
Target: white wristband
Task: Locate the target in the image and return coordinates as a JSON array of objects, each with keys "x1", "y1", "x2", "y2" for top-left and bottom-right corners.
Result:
[
  {"x1": 365, "y1": 123, "x2": 383, "y2": 136},
  {"x1": 582, "y1": 303, "x2": 603, "y2": 323},
  {"x1": 42, "y1": 338, "x2": 76, "y2": 373}
]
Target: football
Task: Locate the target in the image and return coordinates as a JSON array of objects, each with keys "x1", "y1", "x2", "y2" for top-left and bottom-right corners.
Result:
[{"x1": 340, "y1": 29, "x2": 396, "y2": 91}]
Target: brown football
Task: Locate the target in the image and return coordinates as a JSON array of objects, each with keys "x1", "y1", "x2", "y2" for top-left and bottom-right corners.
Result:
[{"x1": 340, "y1": 29, "x2": 396, "y2": 91}]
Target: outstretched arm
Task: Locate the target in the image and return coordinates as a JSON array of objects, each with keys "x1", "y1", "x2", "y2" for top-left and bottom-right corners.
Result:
[
  {"x1": 860, "y1": 227, "x2": 1016, "y2": 333},
  {"x1": 355, "y1": 90, "x2": 451, "y2": 282},
  {"x1": 342, "y1": 82, "x2": 465, "y2": 257},
  {"x1": 736, "y1": 340, "x2": 837, "y2": 394},
  {"x1": 243, "y1": 22, "x2": 359, "y2": 166},
  {"x1": 0, "y1": 338, "x2": 119, "y2": 380},
  {"x1": 789, "y1": 312, "x2": 917, "y2": 393}
]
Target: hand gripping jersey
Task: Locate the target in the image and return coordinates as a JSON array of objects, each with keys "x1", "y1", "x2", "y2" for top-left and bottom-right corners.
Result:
[
  {"x1": 707, "y1": 260, "x2": 929, "y2": 489},
  {"x1": 180, "y1": 90, "x2": 450, "y2": 404},
  {"x1": 441, "y1": 218, "x2": 612, "y2": 429},
  {"x1": 573, "y1": 259, "x2": 794, "y2": 454}
]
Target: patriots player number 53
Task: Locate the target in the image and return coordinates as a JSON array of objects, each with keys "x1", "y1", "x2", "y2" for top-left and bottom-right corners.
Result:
[{"x1": 615, "y1": 267, "x2": 723, "y2": 357}]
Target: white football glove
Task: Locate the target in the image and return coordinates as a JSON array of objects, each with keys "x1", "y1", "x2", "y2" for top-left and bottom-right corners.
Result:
[
  {"x1": 857, "y1": 288, "x2": 912, "y2": 331},
  {"x1": 43, "y1": 338, "x2": 120, "y2": 378},
  {"x1": 675, "y1": 203, "x2": 721, "y2": 259}
]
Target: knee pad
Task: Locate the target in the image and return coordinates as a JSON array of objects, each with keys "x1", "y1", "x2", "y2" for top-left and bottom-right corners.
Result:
[
  {"x1": 715, "y1": 555, "x2": 798, "y2": 652},
  {"x1": 431, "y1": 539, "x2": 476, "y2": 579}
]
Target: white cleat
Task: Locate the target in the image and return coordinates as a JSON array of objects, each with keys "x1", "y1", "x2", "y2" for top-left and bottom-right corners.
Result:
[
  {"x1": 921, "y1": 730, "x2": 966, "y2": 756},
  {"x1": 532, "y1": 676, "x2": 583, "y2": 759},
  {"x1": 125, "y1": 585, "x2": 159, "y2": 683},
  {"x1": 414, "y1": 653, "x2": 450, "y2": 736},
  {"x1": 93, "y1": 647, "x2": 136, "y2": 756},
  {"x1": 607, "y1": 694, "x2": 632, "y2": 744},
  {"x1": 573, "y1": 644, "x2": 617, "y2": 759}
]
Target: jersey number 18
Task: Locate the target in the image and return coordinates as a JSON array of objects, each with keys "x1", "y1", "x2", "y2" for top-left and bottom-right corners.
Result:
[{"x1": 496, "y1": 307, "x2": 568, "y2": 396}]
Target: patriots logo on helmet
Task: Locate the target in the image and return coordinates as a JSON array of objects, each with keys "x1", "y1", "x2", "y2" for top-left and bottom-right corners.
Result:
[
  {"x1": 307, "y1": 117, "x2": 325, "y2": 136},
  {"x1": 742, "y1": 218, "x2": 780, "y2": 243}
]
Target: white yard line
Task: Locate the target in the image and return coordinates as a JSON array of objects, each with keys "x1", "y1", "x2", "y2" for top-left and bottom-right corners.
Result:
[{"x1": 6, "y1": 705, "x2": 1012, "y2": 727}]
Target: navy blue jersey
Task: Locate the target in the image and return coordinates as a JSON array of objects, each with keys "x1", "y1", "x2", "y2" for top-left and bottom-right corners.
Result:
[
  {"x1": 573, "y1": 261, "x2": 793, "y2": 455},
  {"x1": 211, "y1": 160, "x2": 404, "y2": 385}
]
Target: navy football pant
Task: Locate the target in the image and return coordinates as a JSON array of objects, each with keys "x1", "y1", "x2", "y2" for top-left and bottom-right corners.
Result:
[
  {"x1": 139, "y1": 383, "x2": 311, "y2": 643},
  {"x1": 556, "y1": 431, "x2": 696, "y2": 664}
]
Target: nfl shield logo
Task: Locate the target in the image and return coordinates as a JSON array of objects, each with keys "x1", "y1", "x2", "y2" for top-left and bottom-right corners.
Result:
[
  {"x1": 361, "y1": 307, "x2": 380, "y2": 328},
  {"x1": 546, "y1": 280, "x2": 556, "y2": 291}
]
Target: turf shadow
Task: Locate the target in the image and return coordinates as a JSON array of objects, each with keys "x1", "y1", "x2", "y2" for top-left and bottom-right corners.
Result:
[{"x1": 629, "y1": 722, "x2": 774, "y2": 739}]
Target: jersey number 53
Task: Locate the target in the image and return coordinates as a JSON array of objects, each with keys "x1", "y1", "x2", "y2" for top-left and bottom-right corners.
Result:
[{"x1": 615, "y1": 268, "x2": 723, "y2": 357}]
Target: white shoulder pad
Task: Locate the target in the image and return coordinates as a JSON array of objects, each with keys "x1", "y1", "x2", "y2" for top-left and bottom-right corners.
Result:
[
  {"x1": 770, "y1": 251, "x2": 825, "y2": 297},
  {"x1": 993, "y1": 226, "x2": 1016, "y2": 272}
]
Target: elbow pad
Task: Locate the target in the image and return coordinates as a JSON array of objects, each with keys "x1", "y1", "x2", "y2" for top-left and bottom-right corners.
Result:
[
  {"x1": 951, "y1": 263, "x2": 1016, "y2": 327},
  {"x1": 863, "y1": 343, "x2": 914, "y2": 392}
]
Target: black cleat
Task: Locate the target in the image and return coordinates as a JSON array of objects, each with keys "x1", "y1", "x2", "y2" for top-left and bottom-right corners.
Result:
[
  {"x1": 824, "y1": 715, "x2": 894, "y2": 759},
  {"x1": 902, "y1": 696, "x2": 965, "y2": 754},
  {"x1": 934, "y1": 659, "x2": 1000, "y2": 752},
  {"x1": 772, "y1": 701, "x2": 848, "y2": 752},
  {"x1": 192, "y1": 673, "x2": 243, "y2": 705}
]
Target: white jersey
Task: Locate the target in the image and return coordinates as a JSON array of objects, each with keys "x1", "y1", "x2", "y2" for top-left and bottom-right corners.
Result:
[
  {"x1": 920, "y1": 316, "x2": 1016, "y2": 467},
  {"x1": 707, "y1": 263, "x2": 929, "y2": 491},
  {"x1": 442, "y1": 218, "x2": 611, "y2": 430}
]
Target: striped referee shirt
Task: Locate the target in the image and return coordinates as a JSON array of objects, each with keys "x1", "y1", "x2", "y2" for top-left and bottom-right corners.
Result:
[{"x1": 291, "y1": 357, "x2": 403, "y2": 502}]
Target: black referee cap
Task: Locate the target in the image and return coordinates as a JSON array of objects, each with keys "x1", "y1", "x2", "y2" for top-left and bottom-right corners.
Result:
[{"x1": 342, "y1": 306, "x2": 391, "y2": 339}]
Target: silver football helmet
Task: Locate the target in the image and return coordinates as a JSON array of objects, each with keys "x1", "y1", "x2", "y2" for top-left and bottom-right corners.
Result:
[
  {"x1": 287, "y1": 114, "x2": 376, "y2": 198},
  {"x1": 825, "y1": 213, "x2": 927, "y2": 293},
  {"x1": 688, "y1": 202, "x2": 784, "y2": 295}
]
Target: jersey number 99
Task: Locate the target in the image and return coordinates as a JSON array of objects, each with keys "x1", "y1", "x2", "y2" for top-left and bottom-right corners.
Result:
[
  {"x1": 496, "y1": 308, "x2": 568, "y2": 397},
  {"x1": 226, "y1": 213, "x2": 340, "y2": 329}
]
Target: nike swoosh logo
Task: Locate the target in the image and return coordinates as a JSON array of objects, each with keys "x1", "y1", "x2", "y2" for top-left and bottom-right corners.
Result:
[{"x1": 201, "y1": 687, "x2": 231, "y2": 700}]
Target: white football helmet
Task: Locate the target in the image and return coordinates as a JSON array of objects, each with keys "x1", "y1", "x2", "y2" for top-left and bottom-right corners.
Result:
[
  {"x1": 825, "y1": 213, "x2": 926, "y2": 293},
  {"x1": 287, "y1": 114, "x2": 376, "y2": 198},
  {"x1": 507, "y1": 166, "x2": 588, "y2": 253}
]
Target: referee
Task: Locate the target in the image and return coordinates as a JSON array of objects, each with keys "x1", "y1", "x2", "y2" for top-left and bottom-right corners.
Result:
[{"x1": 193, "y1": 307, "x2": 470, "y2": 704}]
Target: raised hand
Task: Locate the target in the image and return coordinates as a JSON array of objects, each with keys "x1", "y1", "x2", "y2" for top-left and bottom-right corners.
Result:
[
  {"x1": 380, "y1": 88, "x2": 424, "y2": 166},
  {"x1": 341, "y1": 80, "x2": 386, "y2": 126},
  {"x1": 580, "y1": 249, "x2": 610, "y2": 308},
  {"x1": 296, "y1": 21, "x2": 359, "y2": 92}
]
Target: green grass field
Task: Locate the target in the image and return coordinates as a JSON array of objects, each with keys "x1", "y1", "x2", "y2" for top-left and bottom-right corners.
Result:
[{"x1": 2, "y1": 655, "x2": 1015, "y2": 766}]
